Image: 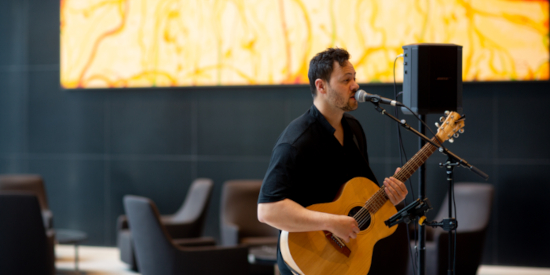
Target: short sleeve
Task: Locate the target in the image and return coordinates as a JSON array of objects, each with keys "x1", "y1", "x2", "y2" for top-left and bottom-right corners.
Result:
[{"x1": 258, "y1": 143, "x2": 297, "y2": 204}]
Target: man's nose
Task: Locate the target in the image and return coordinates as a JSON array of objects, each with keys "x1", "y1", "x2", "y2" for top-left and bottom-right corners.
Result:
[{"x1": 352, "y1": 81, "x2": 359, "y2": 91}]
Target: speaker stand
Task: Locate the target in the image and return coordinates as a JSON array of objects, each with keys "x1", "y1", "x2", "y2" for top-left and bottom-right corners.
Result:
[{"x1": 417, "y1": 114, "x2": 426, "y2": 275}]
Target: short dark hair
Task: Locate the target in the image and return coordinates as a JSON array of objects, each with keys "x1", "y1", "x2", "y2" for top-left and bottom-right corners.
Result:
[{"x1": 307, "y1": 48, "x2": 350, "y2": 97}]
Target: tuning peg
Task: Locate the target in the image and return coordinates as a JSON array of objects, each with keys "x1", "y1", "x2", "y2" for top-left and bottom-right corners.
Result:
[
  {"x1": 449, "y1": 138, "x2": 454, "y2": 143},
  {"x1": 435, "y1": 122, "x2": 440, "y2": 127},
  {"x1": 459, "y1": 128, "x2": 464, "y2": 134},
  {"x1": 439, "y1": 116, "x2": 445, "y2": 122},
  {"x1": 454, "y1": 133, "x2": 459, "y2": 138},
  {"x1": 444, "y1": 110, "x2": 450, "y2": 116}
]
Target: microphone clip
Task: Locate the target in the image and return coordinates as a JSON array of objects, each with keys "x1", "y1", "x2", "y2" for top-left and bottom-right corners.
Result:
[
  {"x1": 368, "y1": 95, "x2": 385, "y2": 104},
  {"x1": 423, "y1": 218, "x2": 458, "y2": 231},
  {"x1": 384, "y1": 198, "x2": 433, "y2": 228}
]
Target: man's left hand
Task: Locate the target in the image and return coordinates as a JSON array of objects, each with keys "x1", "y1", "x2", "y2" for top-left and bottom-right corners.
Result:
[{"x1": 384, "y1": 167, "x2": 408, "y2": 205}]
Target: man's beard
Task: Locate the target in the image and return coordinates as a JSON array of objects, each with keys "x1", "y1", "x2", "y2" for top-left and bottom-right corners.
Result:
[{"x1": 327, "y1": 85, "x2": 357, "y2": 112}]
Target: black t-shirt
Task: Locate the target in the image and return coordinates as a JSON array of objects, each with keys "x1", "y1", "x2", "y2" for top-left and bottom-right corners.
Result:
[{"x1": 258, "y1": 105, "x2": 379, "y2": 274}]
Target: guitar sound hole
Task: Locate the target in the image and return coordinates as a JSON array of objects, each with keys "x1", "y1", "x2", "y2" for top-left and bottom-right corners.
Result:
[{"x1": 348, "y1": 206, "x2": 371, "y2": 231}]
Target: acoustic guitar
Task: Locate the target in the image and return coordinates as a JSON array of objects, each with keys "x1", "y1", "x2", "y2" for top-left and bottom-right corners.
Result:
[{"x1": 280, "y1": 111, "x2": 465, "y2": 275}]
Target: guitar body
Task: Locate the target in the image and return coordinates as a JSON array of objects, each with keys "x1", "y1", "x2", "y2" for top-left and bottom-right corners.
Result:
[{"x1": 280, "y1": 177, "x2": 398, "y2": 275}]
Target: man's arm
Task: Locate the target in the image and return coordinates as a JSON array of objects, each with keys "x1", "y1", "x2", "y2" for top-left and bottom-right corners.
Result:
[{"x1": 258, "y1": 198, "x2": 360, "y2": 243}]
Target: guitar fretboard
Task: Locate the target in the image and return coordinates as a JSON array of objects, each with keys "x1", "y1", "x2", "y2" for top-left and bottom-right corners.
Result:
[{"x1": 364, "y1": 137, "x2": 441, "y2": 213}]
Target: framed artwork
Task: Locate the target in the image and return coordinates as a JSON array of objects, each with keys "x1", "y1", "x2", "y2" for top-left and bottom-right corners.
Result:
[{"x1": 60, "y1": 0, "x2": 549, "y2": 88}]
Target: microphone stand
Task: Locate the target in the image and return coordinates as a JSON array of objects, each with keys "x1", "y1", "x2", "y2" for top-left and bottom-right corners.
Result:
[{"x1": 370, "y1": 102, "x2": 488, "y2": 275}]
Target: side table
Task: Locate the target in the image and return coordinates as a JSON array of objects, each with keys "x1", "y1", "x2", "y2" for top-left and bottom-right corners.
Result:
[
  {"x1": 248, "y1": 245, "x2": 277, "y2": 265},
  {"x1": 56, "y1": 229, "x2": 88, "y2": 274}
]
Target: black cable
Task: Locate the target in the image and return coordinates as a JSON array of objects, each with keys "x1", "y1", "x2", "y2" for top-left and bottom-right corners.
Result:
[
  {"x1": 453, "y1": 184, "x2": 457, "y2": 274},
  {"x1": 399, "y1": 104, "x2": 451, "y2": 155}
]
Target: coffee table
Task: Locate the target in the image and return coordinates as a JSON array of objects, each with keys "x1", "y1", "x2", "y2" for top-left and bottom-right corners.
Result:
[
  {"x1": 248, "y1": 245, "x2": 277, "y2": 265},
  {"x1": 56, "y1": 229, "x2": 88, "y2": 273}
]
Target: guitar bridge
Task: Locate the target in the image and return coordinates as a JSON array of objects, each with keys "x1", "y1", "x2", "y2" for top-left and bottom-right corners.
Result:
[{"x1": 323, "y1": 231, "x2": 351, "y2": 257}]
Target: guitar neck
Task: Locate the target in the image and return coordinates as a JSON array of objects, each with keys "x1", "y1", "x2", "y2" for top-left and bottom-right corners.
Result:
[
  {"x1": 366, "y1": 137, "x2": 441, "y2": 212},
  {"x1": 394, "y1": 136, "x2": 441, "y2": 183}
]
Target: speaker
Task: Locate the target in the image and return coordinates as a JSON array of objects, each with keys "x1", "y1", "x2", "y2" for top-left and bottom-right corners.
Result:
[{"x1": 401, "y1": 43, "x2": 463, "y2": 115}]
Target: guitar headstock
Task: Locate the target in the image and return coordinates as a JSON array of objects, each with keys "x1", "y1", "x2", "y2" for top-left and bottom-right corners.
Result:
[{"x1": 435, "y1": 111, "x2": 465, "y2": 143}]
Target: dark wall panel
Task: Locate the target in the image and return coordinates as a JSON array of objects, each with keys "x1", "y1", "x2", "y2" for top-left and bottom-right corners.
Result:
[
  {"x1": 109, "y1": 92, "x2": 194, "y2": 155},
  {"x1": 28, "y1": 0, "x2": 58, "y2": 65},
  {"x1": 28, "y1": 70, "x2": 105, "y2": 154},
  {"x1": 0, "y1": 70, "x2": 28, "y2": 154},
  {"x1": 0, "y1": 158, "x2": 26, "y2": 174},
  {"x1": 28, "y1": 158, "x2": 106, "y2": 244},
  {"x1": 0, "y1": 0, "x2": 27, "y2": 66},
  {"x1": 495, "y1": 164, "x2": 550, "y2": 266},
  {"x1": 496, "y1": 82, "x2": 550, "y2": 159},
  {"x1": 197, "y1": 89, "x2": 288, "y2": 156}
]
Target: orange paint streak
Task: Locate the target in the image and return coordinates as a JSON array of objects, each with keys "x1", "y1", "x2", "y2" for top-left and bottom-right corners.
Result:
[
  {"x1": 186, "y1": 64, "x2": 258, "y2": 85},
  {"x1": 290, "y1": 0, "x2": 313, "y2": 85},
  {"x1": 60, "y1": 0, "x2": 66, "y2": 30},
  {"x1": 278, "y1": 0, "x2": 292, "y2": 83},
  {"x1": 83, "y1": 70, "x2": 178, "y2": 88},
  {"x1": 82, "y1": 74, "x2": 117, "y2": 87},
  {"x1": 77, "y1": 0, "x2": 129, "y2": 88}
]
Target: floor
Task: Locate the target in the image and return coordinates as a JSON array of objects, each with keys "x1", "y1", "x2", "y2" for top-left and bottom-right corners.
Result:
[
  {"x1": 56, "y1": 245, "x2": 135, "y2": 275},
  {"x1": 55, "y1": 245, "x2": 550, "y2": 275}
]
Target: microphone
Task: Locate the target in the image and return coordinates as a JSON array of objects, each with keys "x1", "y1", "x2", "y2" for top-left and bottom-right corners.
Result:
[{"x1": 355, "y1": 90, "x2": 403, "y2": 106}]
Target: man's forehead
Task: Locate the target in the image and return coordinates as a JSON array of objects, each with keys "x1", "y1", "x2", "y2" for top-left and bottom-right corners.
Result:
[{"x1": 333, "y1": 60, "x2": 355, "y2": 75}]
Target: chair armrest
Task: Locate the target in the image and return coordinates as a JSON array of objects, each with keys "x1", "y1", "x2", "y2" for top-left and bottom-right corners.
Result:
[
  {"x1": 164, "y1": 222, "x2": 197, "y2": 239},
  {"x1": 220, "y1": 222, "x2": 240, "y2": 246},
  {"x1": 117, "y1": 215, "x2": 129, "y2": 230},
  {"x1": 173, "y1": 237, "x2": 216, "y2": 247},
  {"x1": 42, "y1": 209, "x2": 54, "y2": 229}
]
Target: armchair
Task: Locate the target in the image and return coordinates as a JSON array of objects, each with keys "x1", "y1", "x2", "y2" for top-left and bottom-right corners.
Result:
[
  {"x1": 220, "y1": 179, "x2": 279, "y2": 247},
  {"x1": 0, "y1": 192, "x2": 55, "y2": 275},
  {"x1": 117, "y1": 178, "x2": 214, "y2": 270},
  {"x1": 0, "y1": 174, "x2": 53, "y2": 229},
  {"x1": 124, "y1": 195, "x2": 249, "y2": 275}
]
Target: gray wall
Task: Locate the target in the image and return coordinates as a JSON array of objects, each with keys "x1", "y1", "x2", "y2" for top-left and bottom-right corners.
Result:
[{"x1": 1, "y1": 0, "x2": 549, "y2": 268}]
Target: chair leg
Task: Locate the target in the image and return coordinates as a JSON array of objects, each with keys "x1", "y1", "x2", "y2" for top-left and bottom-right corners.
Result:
[{"x1": 130, "y1": 250, "x2": 139, "y2": 272}]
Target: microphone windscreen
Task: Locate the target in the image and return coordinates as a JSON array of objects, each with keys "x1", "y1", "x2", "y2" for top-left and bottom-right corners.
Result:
[{"x1": 355, "y1": 90, "x2": 367, "y2": 102}]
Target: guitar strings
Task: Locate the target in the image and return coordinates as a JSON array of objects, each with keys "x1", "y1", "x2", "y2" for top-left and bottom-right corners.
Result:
[{"x1": 351, "y1": 141, "x2": 439, "y2": 229}]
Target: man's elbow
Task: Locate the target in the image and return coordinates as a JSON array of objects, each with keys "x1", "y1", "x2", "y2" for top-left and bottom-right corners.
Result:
[{"x1": 257, "y1": 203, "x2": 271, "y2": 224}]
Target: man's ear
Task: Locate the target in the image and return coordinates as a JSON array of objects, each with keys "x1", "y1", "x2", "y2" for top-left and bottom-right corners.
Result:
[{"x1": 315, "y1": 79, "x2": 326, "y2": 95}]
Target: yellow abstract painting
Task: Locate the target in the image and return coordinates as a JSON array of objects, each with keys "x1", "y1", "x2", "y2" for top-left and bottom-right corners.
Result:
[{"x1": 60, "y1": 0, "x2": 549, "y2": 88}]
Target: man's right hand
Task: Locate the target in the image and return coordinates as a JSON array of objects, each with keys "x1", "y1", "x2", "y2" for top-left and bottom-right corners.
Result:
[{"x1": 327, "y1": 215, "x2": 360, "y2": 243}]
